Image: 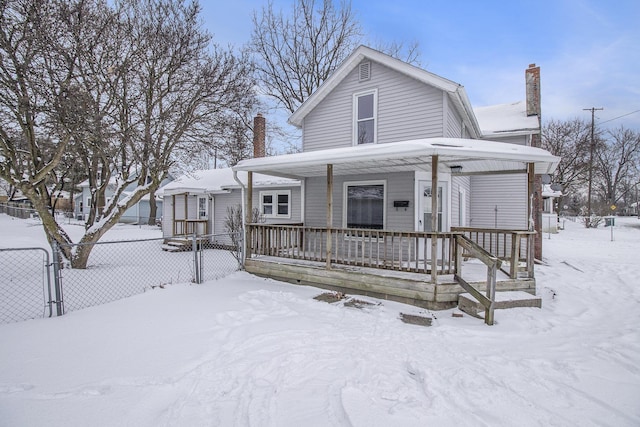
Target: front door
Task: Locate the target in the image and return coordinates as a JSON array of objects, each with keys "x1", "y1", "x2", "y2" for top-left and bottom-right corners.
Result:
[
  {"x1": 417, "y1": 181, "x2": 448, "y2": 263},
  {"x1": 418, "y1": 181, "x2": 447, "y2": 232}
]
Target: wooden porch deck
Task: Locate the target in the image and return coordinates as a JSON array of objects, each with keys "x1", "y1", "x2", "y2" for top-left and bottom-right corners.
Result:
[
  {"x1": 245, "y1": 256, "x2": 535, "y2": 310},
  {"x1": 245, "y1": 224, "x2": 537, "y2": 315}
]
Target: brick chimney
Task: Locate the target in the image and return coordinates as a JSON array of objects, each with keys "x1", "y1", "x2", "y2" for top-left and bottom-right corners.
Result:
[
  {"x1": 253, "y1": 113, "x2": 266, "y2": 158},
  {"x1": 525, "y1": 64, "x2": 541, "y2": 119},
  {"x1": 526, "y1": 64, "x2": 543, "y2": 260}
]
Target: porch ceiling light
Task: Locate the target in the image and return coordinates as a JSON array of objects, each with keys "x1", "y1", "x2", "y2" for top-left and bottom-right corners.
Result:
[{"x1": 450, "y1": 165, "x2": 463, "y2": 173}]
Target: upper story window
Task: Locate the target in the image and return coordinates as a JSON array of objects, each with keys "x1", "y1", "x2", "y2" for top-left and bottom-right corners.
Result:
[
  {"x1": 353, "y1": 89, "x2": 377, "y2": 145},
  {"x1": 260, "y1": 190, "x2": 291, "y2": 219}
]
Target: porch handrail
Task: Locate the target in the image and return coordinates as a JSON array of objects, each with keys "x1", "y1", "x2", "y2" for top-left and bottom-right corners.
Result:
[
  {"x1": 454, "y1": 234, "x2": 502, "y2": 325},
  {"x1": 246, "y1": 223, "x2": 459, "y2": 277},
  {"x1": 451, "y1": 227, "x2": 535, "y2": 279},
  {"x1": 173, "y1": 219, "x2": 208, "y2": 236}
]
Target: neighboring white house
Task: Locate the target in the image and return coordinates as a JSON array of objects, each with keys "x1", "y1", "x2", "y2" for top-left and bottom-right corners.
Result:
[
  {"x1": 158, "y1": 168, "x2": 301, "y2": 241},
  {"x1": 73, "y1": 175, "x2": 174, "y2": 224}
]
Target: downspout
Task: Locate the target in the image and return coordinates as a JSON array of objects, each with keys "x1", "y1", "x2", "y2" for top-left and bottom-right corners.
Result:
[{"x1": 233, "y1": 170, "x2": 247, "y2": 265}]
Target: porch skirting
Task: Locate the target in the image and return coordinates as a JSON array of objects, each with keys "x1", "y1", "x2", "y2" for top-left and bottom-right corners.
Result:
[{"x1": 245, "y1": 257, "x2": 536, "y2": 310}]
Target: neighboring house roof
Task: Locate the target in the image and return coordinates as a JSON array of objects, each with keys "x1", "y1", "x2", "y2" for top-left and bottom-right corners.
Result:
[
  {"x1": 159, "y1": 168, "x2": 300, "y2": 196},
  {"x1": 474, "y1": 101, "x2": 540, "y2": 138},
  {"x1": 234, "y1": 137, "x2": 560, "y2": 178},
  {"x1": 288, "y1": 45, "x2": 482, "y2": 138}
]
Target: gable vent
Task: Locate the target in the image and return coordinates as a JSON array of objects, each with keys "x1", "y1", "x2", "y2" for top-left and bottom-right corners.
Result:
[{"x1": 358, "y1": 61, "x2": 371, "y2": 82}]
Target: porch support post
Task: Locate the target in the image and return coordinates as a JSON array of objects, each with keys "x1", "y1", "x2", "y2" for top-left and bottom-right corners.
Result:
[
  {"x1": 172, "y1": 195, "x2": 176, "y2": 235},
  {"x1": 527, "y1": 163, "x2": 535, "y2": 277},
  {"x1": 184, "y1": 194, "x2": 188, "y2": 220},
  {"x1": 431, "y1": 155, "x2": 439, "y2": 283},
  {"x1": 246, "y1": 171, "x2": 253, "y2": 259},
  {"x1": 326, "y1": 164, "x2": 333, "y2": 270}
]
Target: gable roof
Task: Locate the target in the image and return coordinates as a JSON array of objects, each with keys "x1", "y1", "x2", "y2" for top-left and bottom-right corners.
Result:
[
  {"x1": 288, "y1": 45, "x2": 482, "y2": 137},
  {"x1": 474, "y1": 101, "x2": 540, "y2": 137},
  {"x1": 159, "y1": 168, "x2": 300, "y2": 196}
]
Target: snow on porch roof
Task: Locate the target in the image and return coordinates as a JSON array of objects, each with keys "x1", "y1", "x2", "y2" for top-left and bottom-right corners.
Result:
[
  {"x1": 233, "y1": 138, "x2": 560, "y2": 178},
  {"x1": 159, "y1": 168, "x2": 299, "y2": 196}
]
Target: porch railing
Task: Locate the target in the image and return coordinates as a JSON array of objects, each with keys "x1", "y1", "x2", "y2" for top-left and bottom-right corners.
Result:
[
  {"x1": 452, "y1": 227, "x2": 535, "y2": 279},
  {"x1": 247, "y1": 224, "x2": 459, "y2": 275},
  {"x1": 173, "y1": 219, "x2": 208, "y2": 236}
]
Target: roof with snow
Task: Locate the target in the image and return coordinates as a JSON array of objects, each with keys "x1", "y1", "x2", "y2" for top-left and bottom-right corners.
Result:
[
  {"x1": 233, "y1": 138, "x2": 559, "y2": 178},
  {"x1": 288, "y1": 45, "x2": 482, "y2": 138},
  {"x1": 159, "y1": 168, "x2": 300, "y2": 196},
  {"x1": 474, "y1": 101, "x2": 540, "y2": 137}
]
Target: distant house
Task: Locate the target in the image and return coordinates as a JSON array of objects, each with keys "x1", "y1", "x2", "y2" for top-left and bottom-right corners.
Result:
[
  {"x1": 231, "y1": 46, "x2": 559, "y2": 313},
  {"x1": 73, "y1": 175, "x2": 174, "y2": 224},
  {"x1": 159, "y1": 168, "x2": 300, "y2": 244}
]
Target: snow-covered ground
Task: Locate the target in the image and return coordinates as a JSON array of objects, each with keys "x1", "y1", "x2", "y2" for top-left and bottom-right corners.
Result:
[{"x1": 0, "y1": 214, "x2": 639, "y2": 426}]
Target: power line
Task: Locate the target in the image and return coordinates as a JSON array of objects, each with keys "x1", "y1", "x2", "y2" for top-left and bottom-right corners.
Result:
[
  {"x1": 599, "y1": 109, "x2": 640, "y2": 125},
  {"x1": 584, "y1": 107, "x2": 603, "y2": 227}
]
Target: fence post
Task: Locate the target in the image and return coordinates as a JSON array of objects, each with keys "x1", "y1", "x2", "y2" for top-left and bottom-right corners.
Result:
[
  {"x1": 51, "y1": 241, "x2": 65, "y2": 316},
  {"x1": 238, "y1": 231, "x2": 244, "y2": 269},
  {"x1": 192, "y1": 233, "x2": 200, "y2": 284}
]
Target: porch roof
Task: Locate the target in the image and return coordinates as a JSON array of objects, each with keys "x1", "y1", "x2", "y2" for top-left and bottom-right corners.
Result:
[{"x1": 233, "y1": 138, "x2": 560, "y2": 178}]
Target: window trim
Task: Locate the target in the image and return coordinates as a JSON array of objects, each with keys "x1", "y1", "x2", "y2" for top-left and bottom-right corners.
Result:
[
  {"x1": 352, "y1": 88, "x2": 378, "y2": 145},
  {"x1": 342, "y1": 180, "x2": 387, "y2": 230},
  {"x1": 197, "y1": 195, "x2": 208, "y2": 220},
  {"x1": 259, "y1": 190, "x2": 292, "y2": 219}
]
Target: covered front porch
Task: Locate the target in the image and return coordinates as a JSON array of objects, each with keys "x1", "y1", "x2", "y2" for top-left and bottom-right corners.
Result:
[{"x1": 234, "y1": 138, "x2": 559, "y2": 324}]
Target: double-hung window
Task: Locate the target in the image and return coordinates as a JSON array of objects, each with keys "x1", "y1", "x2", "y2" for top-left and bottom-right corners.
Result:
[
  {"x1": 344, "y1": 180, "x2": 386, "y2": 230},
  {"x1": 197, "y1": 196, "x2": 208, "y2": 219},
  {"x1": 260, "y1": 190, "x2": 291, "y2": 219},
  {"x1": 353, "y1": 89, "x2": 377, "y2": 145}
]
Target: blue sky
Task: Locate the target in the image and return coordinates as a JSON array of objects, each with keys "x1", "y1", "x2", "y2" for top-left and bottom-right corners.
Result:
[{"x1": 201, "y1": 0, "x2": 640, "y2": 131}]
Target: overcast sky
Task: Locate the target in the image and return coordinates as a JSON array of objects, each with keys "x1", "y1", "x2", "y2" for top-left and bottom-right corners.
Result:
[{"x1": 200, "y1": 0, "x2": 640, "y2": 131}]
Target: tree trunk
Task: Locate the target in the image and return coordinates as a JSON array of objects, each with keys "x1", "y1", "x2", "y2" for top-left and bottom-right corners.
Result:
[{"x1": 147, "y1": 189, "x2": 157, "y2": 226}]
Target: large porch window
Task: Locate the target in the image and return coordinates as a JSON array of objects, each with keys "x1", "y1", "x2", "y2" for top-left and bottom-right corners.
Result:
[{"x1": 344, "y1": 180, "x2": 386, "y2": 229}]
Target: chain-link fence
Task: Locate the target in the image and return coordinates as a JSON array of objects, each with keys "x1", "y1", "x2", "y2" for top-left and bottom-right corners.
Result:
[
  {"x1": 0, "y1": 247, "x2": 54, "y2": 324},
  {"x1": 0, "y1": 202, "x2": 38, "y2": 219},
  {"x1": 0, "y1": 233, "x2": 242, "y2": 324}
]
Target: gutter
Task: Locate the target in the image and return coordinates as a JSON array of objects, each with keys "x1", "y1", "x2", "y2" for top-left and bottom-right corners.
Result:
[{"x1": 232, "y1": 170, "x2": 247, "y2": 265}]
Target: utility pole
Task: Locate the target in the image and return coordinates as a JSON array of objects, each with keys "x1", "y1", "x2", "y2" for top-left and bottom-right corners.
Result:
[{"x1": 584, "y1": 107, "x2": 603, "y2": 227}]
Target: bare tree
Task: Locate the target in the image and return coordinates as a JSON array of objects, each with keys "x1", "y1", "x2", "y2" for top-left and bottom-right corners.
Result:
[
  {"x1": 541, "y1": 118, "x2": 591, "y2": 213},
  {"x1": 250, "y1": 0, "x2": 362, "y2": 113},
  {"x1": 0, "y1": 0, "x2": 257, "y2": 267},
  {"x1": 594, "y1": 126, "x2": 640, "y2": 210},
  {"x1": 374, "y1": 39, "x2": 422, "y2": 66},
  {"x1": 0, "y1": 0, "x2": 80, "y2": 250}
]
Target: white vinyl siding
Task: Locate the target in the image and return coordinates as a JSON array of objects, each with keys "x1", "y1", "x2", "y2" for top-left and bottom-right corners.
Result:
[
  {"x1": 483, "y1": 134, "x2": 530, "y2": 146},
  {"x1": 302, "y1": 61, "x2": 445, "y2": 151},
  {"x1": 469, "y1": 174, "x2": 528, "y2": 229},
  {"x1": 445, "y1": 100, "x2": 463, "y2": 138},
  {"x1": 305, "y1": 172, "x2": 415, "y2": 231},
  {"x1": 451, "y1": 175, "x2": 470, "y2": 227}
]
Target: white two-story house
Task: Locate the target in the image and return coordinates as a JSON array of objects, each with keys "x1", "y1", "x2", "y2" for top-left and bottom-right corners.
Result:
[{"x1": 232, "y1": 46, "x2": 559, "y2": 314}]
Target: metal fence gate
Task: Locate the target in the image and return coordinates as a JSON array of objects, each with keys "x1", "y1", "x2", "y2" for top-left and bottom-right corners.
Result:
[
  {"x1": 0, "y1": 247, "x2": 62, "y2": 324},
  {"x1": 0, "y1": 233, "x2": 242, "y2": 325}
]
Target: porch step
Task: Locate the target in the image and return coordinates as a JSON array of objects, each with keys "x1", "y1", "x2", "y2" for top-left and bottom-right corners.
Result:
[
  {"x1": 161, "y1": 239, "x2": 191, "y2": 252},
  {"x1": 458, "y1": 291, "x2": 542, "y2": 318}
]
